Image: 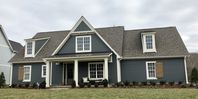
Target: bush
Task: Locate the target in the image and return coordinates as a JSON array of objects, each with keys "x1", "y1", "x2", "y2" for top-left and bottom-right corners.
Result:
[
  {"x1": 191, "y1": 68, "x2": 198, "y2": 83},
  {"x1": 124, "y1": 81, "x2": 130, "y2": 87},
  {"x1": 87, "y1": 83, "x2": 91, "y2": 88},
  {"x1": 25, "y1": 82, "x2": 30, "y2": 88},
  {"x1": 11, "y1": 84, "x2": 17, "y2": 88},
  {"x1": 150, "y1": 81, "x2": 156, "y2": 86},
  {"x1": 79, "y1": 78, "x2": 84, "y2": 88},
  {"x1": 18, "y1": 83, "x2": 23, "y2": 88},
  {"x1": 94, "y1": 82, "x2": 98, "y2": 88},
  {"x1": 39, "y1": 80, "x2": 46, "y2": 89},
  {"x1": 32, "y1": 82, "x2": 39, "y2": 89},
  {"x1": 132, "y1": 81, "x2": 138, "y2": 86},
  {"x1": 103, "y1": 79, "x2": 108, "y2": 87},
  {"x1": 71, "y1": 80, "x2": 76, "y2": 88},
  {"x1": 160, "y1": 81, "x2": 166, "y2": 85},
  {"x1": 169, "y1": 82, "x2": 174, "y2": 86},
  {"x1": 0, "y1": 72, "x2": 6, "y2": 88}
]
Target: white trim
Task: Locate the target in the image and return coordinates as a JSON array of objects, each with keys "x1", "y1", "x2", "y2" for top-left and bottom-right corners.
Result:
[
  {"x1": 122, "y1": 55, "x2": 186, "y2": 60},
  {"x1": 9, "y1": 63, "x2": 13, "y2": 86},
  {"x1": 51, "y1": 16, "x2": 121, "y2": 58},
  {"x1": 74, "y1": 60, "x2": 78, "y2": 86},
  {"x1": 104, "y1": 58, "x2": 108, "y2": 80},
  {"x1": 184, "y1": 56, "x2": 189, "y2": 84},
  {"x1": 25, "y1": 41, "x2": 35, "y2": 57},
  {"x1": 34, "y1": 38, "x2": 49, "y2": 56},
  {"x1": 45, "y1": 61, "x2": 50, "y2": 87},
  {"x1": 142, "y1": 32, "x2": 156, "y2": 53},
  {"x1": 10, "y1": 61, "x2": 44, "y2": 64},
  {"x1": 25, "y1": 37, "x2": 50, "y2": 41},
  {"x1": 88, "y1": 62, "x2": 104, "y2": 80},
  {"x1": 75, "y1": 35, "x2": 91, "y2": 53},
  {"x1": 116, "y1": 59, "x2": 121, "y2": 82},
  {"x1": 62, "y1": 63, "x2": 64, "y2": 84},
  {"x1": 50, "y1": 62, "x2": 52, "y2": 85},
  {"x1": 146, "y1": 61, "x2": 157, "y2": 80},
  {"x1": 41, "y1": 65, "x2": 46, "y2": 78},
  {"x1": 23, "y1": 65, "x2": 32, "y2": 82}
]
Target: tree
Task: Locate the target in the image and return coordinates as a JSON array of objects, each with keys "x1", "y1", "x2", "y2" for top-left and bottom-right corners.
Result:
[
  {"x1": 0, "y1": 72, "x2": 6, "y2": 87},
  {"x1": 191, "y1": 68, "x2": 198, "y2": 83}
]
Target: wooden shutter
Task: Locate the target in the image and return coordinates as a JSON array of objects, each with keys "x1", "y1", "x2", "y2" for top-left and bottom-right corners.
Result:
[
  {"x1": 18, "y1": 66, "x2": 24, "y2": 80},
  {"x1": 156, "y1": 62, "x2": 164, "y2": 79}
]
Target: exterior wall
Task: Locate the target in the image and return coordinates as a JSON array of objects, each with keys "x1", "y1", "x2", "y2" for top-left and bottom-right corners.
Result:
[
  {"x1": 58, "y1": 34, "x2": 111, "y2": 54},
  {"x1": 52, "y1": 62, "x2": 63, "y2": 85},
  {"x1": 35, "y1": 39, "x2": 47, "y2": 53},
  {"x1": 12, "y1": 63, "x2": 45, "y2": 84},
  {"x1": 74, "y1": 21, "x2": 91, "y2": 32},
  {"x1": 0, "y1": 30, "x2": 13, "y2": 84},
  {"x1": 121, "y1": 58, "x2": 186, "y2": 82}
]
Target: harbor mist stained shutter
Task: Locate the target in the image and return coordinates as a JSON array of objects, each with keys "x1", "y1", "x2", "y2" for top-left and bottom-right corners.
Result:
[
  {"x1": 156, "y1": 62, "x2": 163, "y2": 79},
  {"x1": 18, "y1": 66, "x2": 24, "y2": 80}
]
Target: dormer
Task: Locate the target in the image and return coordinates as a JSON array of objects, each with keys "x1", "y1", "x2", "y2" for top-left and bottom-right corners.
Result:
[
  {"x1": 141, "y1": 32, "x2": 156, "y2": 53},
  {"x1": 25, "y1": 39, "x2": 35, "y2": 57},
  {"x1": 24, "y1": 37, "x2": 49, "y2": 57}
]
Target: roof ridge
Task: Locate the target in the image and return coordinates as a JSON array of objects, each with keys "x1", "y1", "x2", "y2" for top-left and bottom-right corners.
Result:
[{"x1": 125, "y1": 26, "x2": 176, "y2": 31}]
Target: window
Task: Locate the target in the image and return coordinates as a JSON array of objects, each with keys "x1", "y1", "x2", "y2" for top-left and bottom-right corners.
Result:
[
  {"x1": 42, "y1": 65, "x2": 46, "y2": 78},
  {"x1": 146, "y1": 61, "x2": 157, "y2": 80},
  {"x1": 23, "y1": 65, "x2": 31, "y2": 82},
  {"x1": 76, "y1": 36, "x2": 91, "y2": 52},
  {"x1": 25, "y1": 41, "x2": 35, "y2": 57},
  {"x1": 88, "y1": 63, "x2": 104, "y2": 80},
  {"x1": 142, "y1": 33, "x2": 156, "y2": 53}
]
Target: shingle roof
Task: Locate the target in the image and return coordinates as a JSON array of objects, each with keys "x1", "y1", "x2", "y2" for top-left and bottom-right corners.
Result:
[
  {"x1": 123, "y1": 27, "x2": 188, "y2": 57},
  {"x1": 9, "y1": 40, "x2": 23, "y2": 53},
  {"x1": 9, "y1": 26, "x2": 188, "y2": 63}
]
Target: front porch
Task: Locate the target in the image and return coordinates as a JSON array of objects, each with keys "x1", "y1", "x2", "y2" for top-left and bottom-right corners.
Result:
[{"x1": 44, "y1": 53, "x2": 111, "y2": 87}]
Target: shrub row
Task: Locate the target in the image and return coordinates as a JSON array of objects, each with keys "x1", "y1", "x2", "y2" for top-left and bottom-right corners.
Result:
[
  {"x1": 11, "y1": 80, "x2": 46, "y2": 89},
  {"x1": 71, "y1": 79, "x2": 108, "y2": 88}
]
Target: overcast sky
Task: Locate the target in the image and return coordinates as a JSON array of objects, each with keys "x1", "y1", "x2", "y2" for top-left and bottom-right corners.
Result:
[{"x1": 0, "y1": 0, "x2": 198, "y2": 52}]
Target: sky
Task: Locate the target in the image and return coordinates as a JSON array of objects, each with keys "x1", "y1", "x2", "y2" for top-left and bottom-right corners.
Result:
[{"x1": 0, "y1": 0, "x2": 198, "y2": 52}]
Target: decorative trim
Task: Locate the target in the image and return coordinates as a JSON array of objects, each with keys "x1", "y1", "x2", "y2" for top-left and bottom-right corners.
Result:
[
  {"x1": 116, "y1": 59, "x2": 121, "y2": 82},
  {"x1": 146, "y1": 61, "x2": 157, "y2": 80},
  {"x1": 122, "y1": 55, "x2": 186, "y2": 60},
  {"x1": 23, "y1": 65, "x2": 32, "y2": 82},
  {"x1": 10, "y1": 61, "x2": 44, "y2": 64},
  {"x1": 25, "y1": 37, "x2": 51, "y2": 41}
]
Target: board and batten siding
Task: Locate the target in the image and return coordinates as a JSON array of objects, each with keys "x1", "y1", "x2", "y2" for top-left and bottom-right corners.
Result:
[
  {"x1": 12, "y1": 63, "x2": 45, "y2": 84},
  {"x1": 121, "y1": 58, "x2": 186, "y2": 82},
  {"x1": 0, "y1": 30, "x2": 14, "y2": 84}
]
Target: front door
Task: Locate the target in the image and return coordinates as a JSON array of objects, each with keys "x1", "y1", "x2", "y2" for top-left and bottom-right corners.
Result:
[{"x1": 67, "y1": 63, "x2": 74, "y2": 85}]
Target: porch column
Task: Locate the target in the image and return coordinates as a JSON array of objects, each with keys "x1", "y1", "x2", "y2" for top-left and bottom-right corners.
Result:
[
  {"x1": 74, "y1": 60, "x2": 78, "y2": 86},
  {"x1": 45, "y1": 61, "x2": 50, "y2": 87},
  {"x1": 104, "y1": 58, "x2": 108, "y2": 80},
  {"x1": 117, "y1": 59, "x2": 121, "y2": 82}
]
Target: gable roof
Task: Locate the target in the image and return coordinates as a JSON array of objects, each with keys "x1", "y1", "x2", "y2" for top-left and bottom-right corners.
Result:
[
  {"x1": 122, "y1": 27, "x2": 189, "y2": 58},
  {"x1": 9, "y1": 40, "x2": 23, "y2": 53},
  {"x1": 0, "y1": 25, "x2": 15, "y2": 53}
]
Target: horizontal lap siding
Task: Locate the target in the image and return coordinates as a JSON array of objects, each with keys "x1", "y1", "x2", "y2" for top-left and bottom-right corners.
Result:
[
  {"x1": 121, "y1": 58, "x2": 185, "y2": 82},
  {"x1": 52, "y1": 62, "x2": 63, "y2": 85},
  {"x1": 12, "y1": 63, "x2": 45, "y2": 84}
]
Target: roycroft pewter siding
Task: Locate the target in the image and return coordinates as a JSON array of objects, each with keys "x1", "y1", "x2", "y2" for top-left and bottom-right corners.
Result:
[
  {"x1": 35, "y1": 39, "x2": 47, "y2": 53},
  {"x1": 12, "y1": 63, "x2": 45, "y2": 84},
  {"x1": 58, "y1": 34, "x2": 111, "y2": 54},
  {"x1": 121, "y1": 58, "x2": 186, "y2": 82}
]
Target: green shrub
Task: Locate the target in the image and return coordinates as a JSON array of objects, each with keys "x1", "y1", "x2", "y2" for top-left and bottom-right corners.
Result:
[
  {"x1": 191, "y1": 68, "x2": 198, "y2": 83},
  {"x1": 0, "y1": 72, "x2": 6, "y2": 88}
]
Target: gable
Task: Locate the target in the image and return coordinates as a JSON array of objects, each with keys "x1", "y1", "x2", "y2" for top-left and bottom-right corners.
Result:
[
  {"x1": 0, "y1": 30, "x2": 9, "y2": 46},
  {"x1": 35, "y1": 39, "x2": 48, "y2": 54},
  {"x1": 74, "y1": 21, "x2": 91, "y2": 32},
  {"x1": 57, "y1": 33, "x2": 111, "y2": 54}
]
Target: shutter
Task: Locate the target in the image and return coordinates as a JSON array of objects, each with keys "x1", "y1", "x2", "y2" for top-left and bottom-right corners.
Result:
[
  {"x1": 156, "y1": 62, "x2": 163, "y2": 79},
  {"x1": 18, "y1": 66, "x2": 24, "y2": 80}
]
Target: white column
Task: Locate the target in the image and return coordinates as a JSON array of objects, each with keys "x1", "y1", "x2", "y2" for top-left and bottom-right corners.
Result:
[
  {"x1": 9, "y1": 64, "x2": 13, "y2": 86},
  {"x1": 45, "y1": 61, "x2": 50, "y2": 87},
  {"x1": 184, "y1": 56, "x2": 189, "y2": 84},
  {"x1": 104, "y1": 58, "x2": 108, "y2": 80},
  {"x1": 117, "y1": 59, "x2": 121, "y2": 82},
  {"x1": 74, "y1": 60, "x2": 78, "y2": 86},
  {"x1": 50, "y1": 62, "x2": 53, "y2": 86}
]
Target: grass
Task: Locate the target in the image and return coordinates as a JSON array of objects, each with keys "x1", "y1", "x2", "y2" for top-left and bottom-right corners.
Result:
[{"x1": 0, "y1": 88, "x2": 198, "y2": 99}]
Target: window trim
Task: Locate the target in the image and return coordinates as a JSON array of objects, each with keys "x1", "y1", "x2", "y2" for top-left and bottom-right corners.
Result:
[
  {"x1": 146, "y1": 61, "x2": 157, "y2": 80},
  {"x1": 88, "y1": 62, "x2": 104, "y2": 80},
  {"x1": 41, "y1": 65, "x2": 46, "y2": 78},
  {"x1": 23, "y1": 65, "x2": 32, "y2": 82},
  {"x1": 25, "y1": 41, "x2": 35, "y2": 57},
  {"x1": 75, "y1": 35, "x2": 91, "y2": 53},
  {"x1": 142, "y1": 33, "x2": 156, "y2": 53}
]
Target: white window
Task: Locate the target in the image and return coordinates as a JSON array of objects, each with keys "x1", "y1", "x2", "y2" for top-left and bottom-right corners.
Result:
[
  {"x1": 23, "y1": 65, "x2": 31, "y2": 82},
  {"x1": 25, "y1": 41, "x2": 35, "y2": 57},
  {"x1": 42, "y1": 65, "x2": 46, "y2": 78},
  {"x1": 142, "y1": 33, "x2": 156, "y2": 53},
  {"x1": 76, "y1": 35, "x2": 91, "y2": 52},
  {"x1": 146, "y1": 61, "x2": 157, "y2": 80},
  {"x1": 88, "y1": 63, "x2": 104, "y2": 80}
]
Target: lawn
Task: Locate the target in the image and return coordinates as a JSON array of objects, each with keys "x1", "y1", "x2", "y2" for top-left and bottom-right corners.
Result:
[{"x1": 0, "y1": 88, "x2": 198, "y2": 99}]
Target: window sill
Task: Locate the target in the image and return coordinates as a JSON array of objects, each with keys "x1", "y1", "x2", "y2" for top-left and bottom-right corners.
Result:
[
  {"x1": 147, "y1": 77, "x2": 157, "y2": 80},
  {"x1": 23, "y1": 80, "x2": 31, "y2": 82}
]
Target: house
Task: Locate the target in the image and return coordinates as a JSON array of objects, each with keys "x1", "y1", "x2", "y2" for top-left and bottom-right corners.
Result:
[
  {"x1": 9, "y1": 16, "x2": 189, "y2": 87},
  {"x1": 0, "y1": 25, "x2": 23, "y2": 84},
  {"x1": 187, "y1": 53, "x2": 198, "y2": 78}
]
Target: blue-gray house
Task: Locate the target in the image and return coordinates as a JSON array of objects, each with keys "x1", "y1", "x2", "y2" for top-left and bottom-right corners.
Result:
[{"x1": 9, "y1": 16, "x2": 189, "y2": 87}]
